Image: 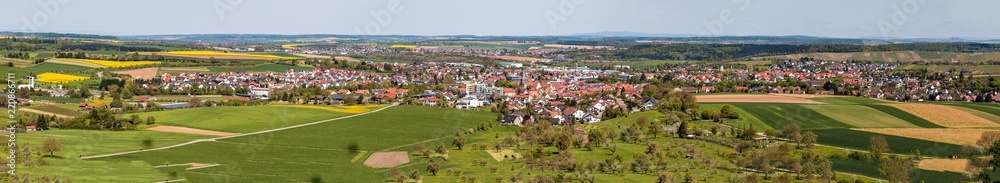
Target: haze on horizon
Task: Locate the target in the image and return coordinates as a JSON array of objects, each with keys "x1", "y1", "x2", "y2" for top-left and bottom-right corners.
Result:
[{"x1": 2, "y1": 0, "x2": 997, "y2": 39}]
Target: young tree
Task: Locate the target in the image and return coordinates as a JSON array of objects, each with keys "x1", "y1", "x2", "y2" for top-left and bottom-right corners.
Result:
[
  {"x1": 146, "y1": 116, "x2": 156, "y2": 125},
  {"x1": 41, "y1": 137, "x2": 62, "y2": 156}
]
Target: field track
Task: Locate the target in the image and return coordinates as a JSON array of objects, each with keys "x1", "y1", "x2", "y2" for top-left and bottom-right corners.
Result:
[{"x1": 82, "y1": 104, "x2": 397, "y2": 159}]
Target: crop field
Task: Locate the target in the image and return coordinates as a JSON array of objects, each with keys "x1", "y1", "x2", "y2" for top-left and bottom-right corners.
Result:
[
  {"x1": 700, "y1": 104, "x2": 771, "y2": 130},
  {"x1": 861, "y1": 104, "x2": 943, "y2": 128},
  {"x1": 802, "y1": 105, "x2": 919, "y2": 128},
  {"x1": 938, "y1": 102, "x2": 1000, "y2": 117},
  {"x1": 90, "y1": 105, "x2": 495, "y2": 182},
  {"x1": 897, "y1": 64, "x2": 1000, "y2": 74},
  {"x1": 729, "y1": 103, "x2": 850, "y2": 130},
  {"x1": 37, "y1": 72, "x2": 90, "y2": 83},
  {"x1": 113, "y1": 67, "x2": 158, "y2": 79},
  {"x1": 146, "y1": 51, "x2": 304, "y2": 60},
  {"x1": 27, "y1": 62, "x2": 94, "y2": 72},
  {"x1": 46, "y1": 58, "x2": 159, "y2": 68},
  {"x1": 830, "y1": 158, "x2": 965, "y2": 182},
  {"x1": 389, "y1": 44, "x2": 418, "y2": 49},
  {"x1": 133, "y1": 105, "x2": 375, "y2": 133},
  {"x1": 33, "y1": 96, "x2": 86, "y2": 103},
  {"x1": 855, "y1": 128, "x2": 998, "y2": 146},
  {"x1": 23, "y1": 103, "x2": 84, "y2": 117},
  {"x1": 918, "y1": 158, "x2": 969, "y2": 173},
  {"x1": 811, "y1": 129, "x2": 963, "y2": 157},
  {"x1": 763, "y1": 51, "x2": 1000, "y2": 63},
  {"x1": 208, "y1": 63, "x2": 313, "y2": 73},
  {"x1": 889, "y1": 103, "x2": 998, "y2": 128}
]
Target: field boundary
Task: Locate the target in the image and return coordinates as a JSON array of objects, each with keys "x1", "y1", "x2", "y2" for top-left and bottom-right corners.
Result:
[{"x1": 81, "y1": 104, "x2": 397, "y2": 159}]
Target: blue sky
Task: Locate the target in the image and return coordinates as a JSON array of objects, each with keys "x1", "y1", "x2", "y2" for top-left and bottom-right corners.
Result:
[{"x1": 2, "y1": 0, "x2": 997, "y2": 38}]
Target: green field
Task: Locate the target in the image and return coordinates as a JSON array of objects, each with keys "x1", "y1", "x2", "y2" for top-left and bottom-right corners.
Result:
[
  {"x1": 701, "y1": 104, "x2": 771, "y2": 130},
  {"x1": 802, "y1": 105, "x2": 919, "y2": 128},
  {"x1": 208, "y1": 63, "x2": 313, "y2": 73},
  {"x1": 134, "y1": 105, "x2": 378, "y2": 133},
  {"x1": 93, "y1": 105, "x2": 495, "y2": 182},
  {"x1": 812, "y1": 129, "x2": 963, "y2": 157},
  {"x1": 938, "y1": 102, "x2": 1000, "y2": 117},
  {"x1": 14, "y1": 129, "x2": 211, "y2": 182},
  {"x1": 830, "y1": 158, "x2": 965, "y2": 183},
  {"x1": 729, "y1": 103, "x2": 851, "y2": 130},
  {"x1": 28, "y1": 62, "x2": 94, "y2": 72}
]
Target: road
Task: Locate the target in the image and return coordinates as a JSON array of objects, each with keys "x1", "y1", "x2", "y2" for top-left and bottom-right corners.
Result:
[{"x1": 81, "y1": 103, "x2": 397, "y2": 159}]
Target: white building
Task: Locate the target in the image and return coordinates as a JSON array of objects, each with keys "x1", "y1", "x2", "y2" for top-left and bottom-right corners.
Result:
[
  {"x1": 16, "y1": 77, "x2": 34, "y2": 89},
  {"x1": 250, "y1": 87, "x2": 270, "y2": 100}
]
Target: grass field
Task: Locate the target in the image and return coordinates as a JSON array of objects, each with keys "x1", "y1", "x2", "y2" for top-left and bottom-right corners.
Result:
[
  {"x1": 729, "y1": 103, "x2": 851, "y2": 130},
  {"x1": 37, "y1": 72, "x2": 90, "y2": 83},
  {"x1": 938, "y1": 102, "x2": 1000, "y2": 118},
  {"x1": 12, "y1": 129, "x2": 212, "y2": 182},
  {"x1": 812, "y1": 129, "x2": 963, "y2": 157},
  {"x1": 208, "y1": 63, "x2": 313, "y2": 73},
  {"x1": 93, "y1": 105, "x2": 495, "y2": 182},
  {"x1": 27, "y1": 62, "x2": 94, "y2": 72},
  {"x1": 701, "y1": 104, "x2": 771, "y2": 130},
  {"x1": 133, "y1": 105, "x2": 380, "y2": 133},
  {"x1": 33, "y1": 96, "x2": 87, "y2": 103}
]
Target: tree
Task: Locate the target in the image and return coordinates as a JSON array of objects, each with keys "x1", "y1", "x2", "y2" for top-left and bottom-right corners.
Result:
[
  {"x1": 818, "y1": 158, "x2": 835, "y2": 182},
  {"x1": 452, "y1": 136, "x2": 467, "y2": 150},
  {"x1": 427, "y1": 162, "x2": 440, "y2": 175},
  {"x1": 868, "y1": 135, "x2": 890, "y2": 156},
  {"x1": 409, "y1": 170, "x2": 421, "y2": 182},
  {"x1": 878, "y1": 155, "x2": 912, "y2": 183},
  {"x1": 655, "y1": 172, "x2": 674, "y2": 183},
  {"x1": 719, "y1": 105, "x2": 739, "y2": 119},
  {"x1": 781, "y1": 123, "x2": 802, "y2": 142},
  {"x1": 802, "y1": 131, "x2": 818, "y2": 149},
  {"x1": 41, "y1": 137, "x2": 62, "y2": 156},
  {"x1": 129, "y1": 114, "x2": 141, "y2": 124},
  {"x1": 146, "y1": 116, "x2": 156, "y2": 125},
  {"x1": 188, "y1": 97, "x2": 203, "y2": 108},
  {"x1": 677, "y1": 121, "x2": 689, "y2": 138},
  {"x1": 989, "y1": 140, "x2": 1000, "y2": 172},
  {"x1": 6, "y1": 62, "x2": 12, "y2": 67},
  {"x1": 387, "y1": 168, "x2": 406, "y2": 182}
]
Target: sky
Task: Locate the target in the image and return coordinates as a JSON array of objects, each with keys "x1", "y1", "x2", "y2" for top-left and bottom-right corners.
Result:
[{"x1": 2, "y1": 0, "x2": 998, "y2": 38}]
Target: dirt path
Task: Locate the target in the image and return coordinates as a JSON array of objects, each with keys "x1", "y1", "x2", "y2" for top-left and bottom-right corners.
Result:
[
  {"x1": 81, "y1": 103, "x2": 397, "y2": 160},
  {"x1": 19, "y1": 108, "x2": 73, "y2": 118},
  {"x1": 147, "y1": 126, "x2": 238, "y2": 137}
]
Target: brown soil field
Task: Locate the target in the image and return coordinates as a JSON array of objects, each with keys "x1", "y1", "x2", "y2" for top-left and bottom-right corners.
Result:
[
  {"x1": 695, "y1": 94, "x2": 825, "y2": 104},
  {"x1": 918, "y1": 158, "x2": 968, "y2": 173},
  {"x1": 485, "y1": 55, "x2": 552, "y2": 63},
  {"x1": 854, "y1": 128, "x2": 999, "y2": 145},
  {"x1": 768, "y1": 93, "x2": 843, "y2": 99},
  {"x1": 363, "y1": 151, "x2": 409, "y2": 168},
  {"x1": 889, "y1": 103, "x2": 999, "y2": 128},
  {"x1": 114, "y1": 67, "x2": 158, "y2": 79},
  {"x1": 146, "y1": 126, "x2": 238, "y2": 137}
]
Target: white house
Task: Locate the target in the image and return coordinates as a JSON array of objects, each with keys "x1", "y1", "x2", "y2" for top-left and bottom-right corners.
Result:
[
  {"x1": 456, "y1": 95, "x2": 484, "y2": 109},
  {"x1": 250, "y1": 87, "x2": 270, "y2": 100}
]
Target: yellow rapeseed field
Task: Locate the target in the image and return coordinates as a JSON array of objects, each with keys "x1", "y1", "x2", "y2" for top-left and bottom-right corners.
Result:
[
  {"x1": 160, "y1": 51, "x2": 301, "y2": 60},
  {"x1": 270, "y1": 104, "x2": 382, "y2": 114},
  {"x1": 36, "y1": 72, "x2": 89, "y2": 83},
  {"x1": 390, "y1": 44, "x2": 418, "y2": 49}
]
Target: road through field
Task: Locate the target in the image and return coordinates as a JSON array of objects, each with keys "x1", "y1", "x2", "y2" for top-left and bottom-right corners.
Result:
[{"x1": 81, "y1": 103, "x2": 397, "y2": 159}]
